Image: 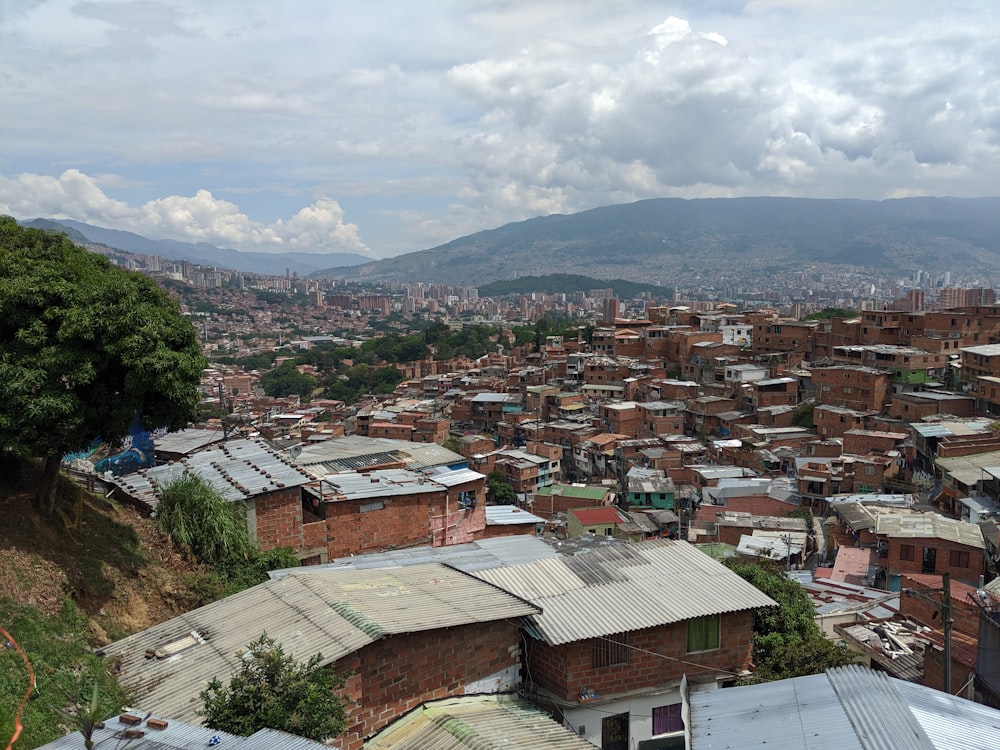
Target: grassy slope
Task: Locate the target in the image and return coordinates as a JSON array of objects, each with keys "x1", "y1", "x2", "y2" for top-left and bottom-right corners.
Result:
[{"x1": 0, "y1": 461, "x2": 211, "y2": 747}]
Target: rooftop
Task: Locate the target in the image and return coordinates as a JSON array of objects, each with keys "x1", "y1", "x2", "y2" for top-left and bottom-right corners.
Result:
[
  {"x1": 108, "y1": 438, "x2": 314, "y2": 510},
  {"x1": 102, "y1": 563, "x2": 539, "y2": 722},
  {"x1": 569, "y1": 506, "x2": 625, "y2": 526},
  {"x1": 269, "y1": 536, "x2": 558, "y2": 578},
  {"x1": 688, "y1": 664, "x2": 1000, "y2": 750},
  {"x1": 37, "y1": 713, "x2": 331, "y2": 750},
  {"x1": 475, "y1": 539, "x2": 776, "y2": 646},
  {"x1": 293, "y1": 435, "x2": 465, "y2": 473},
  {"x1": 366, "y1": 695, "x2": 596, "y2": 750},
  {"x1": 876, "y1": 513, "x2": 986, "y2": 548}
]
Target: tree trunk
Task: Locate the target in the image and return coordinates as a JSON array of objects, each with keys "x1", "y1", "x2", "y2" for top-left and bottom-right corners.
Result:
[{"x1": 38, "y1": 453, "x2": 61, "y2": 516}]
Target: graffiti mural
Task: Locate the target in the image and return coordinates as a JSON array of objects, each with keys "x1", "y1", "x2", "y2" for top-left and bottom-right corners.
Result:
[{"x1": 63, "y1": 415, "x2": 155, "y2": 477}]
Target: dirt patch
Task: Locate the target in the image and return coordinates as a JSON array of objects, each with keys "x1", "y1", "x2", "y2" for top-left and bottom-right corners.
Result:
[{"x1": 0, "y1": 474, "x2": 210, "y2": 645}]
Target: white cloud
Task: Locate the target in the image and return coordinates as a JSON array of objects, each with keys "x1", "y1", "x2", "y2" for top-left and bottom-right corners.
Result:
[
  {"x1": 1, "y1": 2, "x2": 998, "y2": 256},
  {"x1": 0, "y1": 169, "x2": 372, "y2": 256}
]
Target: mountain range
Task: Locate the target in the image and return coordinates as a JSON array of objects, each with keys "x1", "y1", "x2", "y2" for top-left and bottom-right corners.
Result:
[
  {"x1": 21, "y1": 196, "x2": 1000, "y2": 287},
  {"x1": 312, "y1": 196, "x2": 1000, "y2": 287},
  {"x1": 21, "y1": 218, "x2": 372, "y2": 277}
]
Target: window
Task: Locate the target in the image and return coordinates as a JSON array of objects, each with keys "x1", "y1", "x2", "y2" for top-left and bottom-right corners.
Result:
[
  {"x1": 593, "y1": 632, "x2": 629, "y2": 668},
  {"x1": 899, "y1": 543, "x2": 915, "y2": 561},
  {"x1": 949, "y1": 550, "x2": 970, "y2": 568},
  {"x1": 652, "y1": 703, "x2": 683, "y2": 735},
  {"x1": 686, "y1": 614, "x2": 720, "y2": 653}
]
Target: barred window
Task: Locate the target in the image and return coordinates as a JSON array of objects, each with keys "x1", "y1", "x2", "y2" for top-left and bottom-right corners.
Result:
[{"x1": 592, "y1": 632, "x2": 629, "y2": 668}]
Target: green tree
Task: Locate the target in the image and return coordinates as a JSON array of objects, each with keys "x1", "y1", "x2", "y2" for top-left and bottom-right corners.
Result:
[
  {"x1": 723, "y1": 557, "x2": 858, "y2": 680},
  {"x1": 0, "y1": 218, "x2": 206, "y2": 514},
  {"x1": 260, "y1": 361, "x2": 317, "y2": 399},
  {"x1": 487, "y1": 470, "x2": 517, "y2": 504},
  {"x1": 200, "y1": 634, "x2": 348, "y2": 741},
  {"x1": 791, "y1": 401, "x2": 814, "y2": 428}
]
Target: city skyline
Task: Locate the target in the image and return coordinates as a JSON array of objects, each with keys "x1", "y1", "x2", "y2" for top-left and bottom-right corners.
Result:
[{"x1": 2, "y1": 1, "x2": 999, "y2": 259}]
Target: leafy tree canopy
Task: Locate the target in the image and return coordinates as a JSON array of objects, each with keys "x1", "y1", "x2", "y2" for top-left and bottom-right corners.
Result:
[
  {"x1": 0, "y1": 217, "x2": 206, "y2": 513},
  {"x1": 260, "y1": 361, "x2": 317, "y2": 400},
  {"x1": 487, "y1": 470, "x2": 517, "y2": 505},
  {"x1": 791, "y1": 401, "x2": 814, "y2": 428},
  {"x1": 200, "y1": 634, "x2": 348, "y2": 741},
  {"x1": 723, "y1": 557, "x2": 857, "y2": 681}
]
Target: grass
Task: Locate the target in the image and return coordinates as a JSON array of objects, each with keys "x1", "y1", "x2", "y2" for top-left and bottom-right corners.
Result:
[{"x1": 0, "y1": 597, "x2": 127, "y2": 749}]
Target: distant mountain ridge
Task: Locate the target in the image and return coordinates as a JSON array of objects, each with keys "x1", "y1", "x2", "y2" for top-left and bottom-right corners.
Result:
[
  {"x1": 21, "y1": 218, "x2": 372, "y2": 276},
  {"x1": 312, "y1": 196, "x2": 1000, "y2": 287}
]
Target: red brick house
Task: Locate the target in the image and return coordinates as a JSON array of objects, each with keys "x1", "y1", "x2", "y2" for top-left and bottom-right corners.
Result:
[
  {"x1": 102, "y1": 564, "x2": 540, "y2": 750},
  {"x1": 476, "y1": 539, "x2": 776, "y2": 750},
  {"x1": 876, "y1": 513, "x2": 988, "y2": 586},
  {"x1": 318, "y1": 467, "x2": 487, "y2": 557},
  {"x1": 108, "y1": 438, "x2": 325, "y2": 561},
  {"x1": 812, "y1": 365, "x2": 891, "y2": 412}
]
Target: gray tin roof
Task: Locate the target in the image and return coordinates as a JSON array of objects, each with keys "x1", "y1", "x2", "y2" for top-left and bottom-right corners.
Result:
[
  {"x1": 110, "y1": 438, "x2": 313, "y2": 510},
  {"x1": 475, "y1": 539, "x2": 777, "y2": 646},
  {"x1": 689, "y1": 664, "x2": 1000, "y2": 750},
  {"x1": 366, "y1": 694, "x2": 595, "y2": 749},
  {"x1": 36, "y1": 712, "x2": 334, "y2": 749},
  {"x1": 102, "y1": 563, "x2": 539, "y2": 723},
  {"x1": 269, "y1": 536, "x2": 559, "y2": 578}
]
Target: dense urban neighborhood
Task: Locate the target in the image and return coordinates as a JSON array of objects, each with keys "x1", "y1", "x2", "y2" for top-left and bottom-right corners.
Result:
[{"x1": 3, "y1": 231, "x2": 996, "y2": 750}]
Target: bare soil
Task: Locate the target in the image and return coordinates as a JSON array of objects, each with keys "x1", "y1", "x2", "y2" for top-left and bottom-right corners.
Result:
[{"x1": 0, "y1": 466, "x2": 210, "y2": 645}]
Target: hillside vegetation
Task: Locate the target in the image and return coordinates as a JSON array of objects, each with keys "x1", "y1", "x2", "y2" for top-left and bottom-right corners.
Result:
[{"x1": 0, "y1": 460, "x2": 215, "y2": 747}]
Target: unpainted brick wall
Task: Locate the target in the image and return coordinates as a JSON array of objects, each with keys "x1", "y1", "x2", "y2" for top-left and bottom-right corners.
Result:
[
  {"x1": 524, "y1": 612, "x2": 755, "y2": 702},
  {"x1": 323, "y1": 490, "x2": 443, "y2": 559},
  {"x1": 254, "y1": 489, "x2": 304, "y2": 551},
  {"x1": 332, "y1": 619, "x2": 523, "y2": 750}
]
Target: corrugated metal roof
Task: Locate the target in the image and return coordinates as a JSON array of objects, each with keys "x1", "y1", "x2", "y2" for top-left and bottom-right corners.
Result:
[
  {"x1": 689, "y1": 665, "x2": 1000, "y2": 750},
  {"x1": 485, "y1": 506, "x2": 545, "y2": 525},
  {"x1": 421, "y1": 467, "x2": 485, "y2": 487},
  {"x1": 875, "y1": 513, "x2": 986, "y2": 549},
  {"x1": 322, "y1": 468, "x2": 442, "y2": 499},
  {"x1": 475, "y1": 539, "x2": 776, "y2": 646},
  {"x1": 269, "y1": 537, "x2": 559, "y2": 578},
  {"x1": 102, "y1": 564, "x2": 539, "y2": 723},
  {"x1": 831, "y1": 501, "x2": 877, "y2": 531},
  {"x1": 535, "y1": 484, "x2": 610, "y2": 500},
  {"x1": 827, "y1": 665, "x2": 935, "y2": 749},
  {"x1": 689, "y1": 671, "x2": 864, "y2": 750},
  {"x1": 894, "y1": 671, "x2": 1000, "y2": 750},
  {"x1": 37, "y1": 713, "x2": 334, "y2": 749},
  {"x1": 110, "y1": 439, "x2": 314, "y2": 510},
  {"x1": 292, "y1": 436, "x2": 465, "y2": 472},
  {"x1": 153, "y1": 428, "x2": 225, "y2": 456},
  {"x1": 365, "y1": 694, "x2": 595, "y2": 750}
]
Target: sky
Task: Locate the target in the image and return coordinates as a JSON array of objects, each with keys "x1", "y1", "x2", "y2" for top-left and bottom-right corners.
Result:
[{"x1": 1, "y1": 1, "x2": 999, "y2": 259}]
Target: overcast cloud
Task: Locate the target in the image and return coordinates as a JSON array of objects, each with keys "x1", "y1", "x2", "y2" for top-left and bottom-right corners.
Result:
[{"x1": 1, "y1": 0, "x2": 998, "y2": 257}]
